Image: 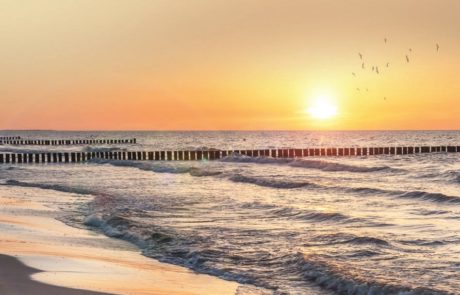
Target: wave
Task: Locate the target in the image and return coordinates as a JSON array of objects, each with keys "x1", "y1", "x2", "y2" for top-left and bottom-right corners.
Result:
[
  {"x1": 345, "y1": 186, "x2": 460, "y2": 204},
  {"x1": 91, "y1": 160, "x2": 460, "y2": 205},
  {"x1": 79, "y1": 213, "x2": 448, "y2": 295},
  {"x1": 221, "y1": 155, "x2": 396, "y2": 173},
  {"x1": 398, "y1": 191, "x2": 460, "y2": 203},
  {"x1": 94, "y1": 160, "x2": 194, "y2": 174},
  {"x1": 229, "y1": 174, "x2": 320, "y2": 189},
  {"x1": 297, "y1": 253, "x2": 446, "y2": 295},
  {"x1": 289, "y1": 159, "x2": 393, "y2": 173},
  {"x1": 304, "y1": 232, "x2": 391, "y2": 248},
  {"x1": 93, "y1": 159, "x2": 223, "y2": 177},
  {"x1": 2, "y1": 179, "x2": 97, "y2": 196}
]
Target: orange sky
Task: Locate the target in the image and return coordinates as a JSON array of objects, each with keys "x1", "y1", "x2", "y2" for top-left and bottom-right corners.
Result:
[{"x1": 1, "y1": 0, "x2": 459, "y2": 130}]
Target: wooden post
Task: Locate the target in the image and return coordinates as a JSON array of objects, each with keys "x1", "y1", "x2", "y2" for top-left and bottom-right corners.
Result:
[
  {"x1": 196, "y1": 151, "x2": 202, "y2": 161},
  {"x1": 215, "y1": 150, "x2": 222, "y2": 160},
  {"x1": 368, "y1": 147, "x2": 374, "y2": 156},
  {"x1": 175, "y1": 151, "x2": 181, "y2": 161},
  {"x1": 294, "y1": 149, "x2": 303, "y2": 158},
  {"x1": 209, "y1": 151, "x2": 216, "y2": 160},
  {"x1": 313, "y1": 148, "x2": 319, "y2": 156},
  {"x1": 338, "y1": 148, "x2": 344, "y2": 156},
  {"x1": 320, "y1": 148, "x2": 326, "y2": 156},
  {"x1": 166, "y1": 151, "x2": 172, "y2": 161},
  {"x1": 356, "y1": 148, "x2": 362, "y2": 156}
]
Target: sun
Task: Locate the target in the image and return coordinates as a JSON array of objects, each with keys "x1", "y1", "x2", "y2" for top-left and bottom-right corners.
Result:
[{"x1": 306, "y1": 92, "x2": 338, "y2": 120}]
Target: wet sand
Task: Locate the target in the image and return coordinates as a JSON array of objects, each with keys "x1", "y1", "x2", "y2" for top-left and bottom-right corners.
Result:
[
  {"x1": 0, "y1": 254, "x2": 111, "y2": 295},
  {"x1": 0, "y1": 186, "x2": 240, "y2": 295}
]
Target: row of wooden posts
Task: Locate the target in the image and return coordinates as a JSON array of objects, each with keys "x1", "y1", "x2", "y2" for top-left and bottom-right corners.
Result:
[
  {"x1": 0, "y1": 138, "x2": 136, "y2": 145},
  {"x1": 0, "y1": 136, "x2": 21, "y2": 140},
  {"x1": 0, "y1": 146, "x2": 459, "y2": 164}
]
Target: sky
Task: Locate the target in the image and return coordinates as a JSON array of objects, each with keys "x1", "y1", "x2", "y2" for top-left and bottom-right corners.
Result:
[{"x1": 1, "y1": 0, "x2": 459, "y2": 130}]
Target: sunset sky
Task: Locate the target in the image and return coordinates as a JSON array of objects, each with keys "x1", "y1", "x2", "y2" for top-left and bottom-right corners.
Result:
[{"x1": 1, "y1": 0, "x2": 459, "y2": 130}]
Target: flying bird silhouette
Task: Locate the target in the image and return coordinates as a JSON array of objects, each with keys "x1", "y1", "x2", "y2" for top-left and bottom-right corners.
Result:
[
  {"x1": 409, "y1": 48, "x2": 413, "y2": 53},
  {"x1": 352, "y1": 72, "x2": 356, "y2": 77},
  {"x1": 436, "y1": 43, "x2": 440, "y2": 52},
  {"x1": 384, "y1": 37, "x2": 387, "y2": 44},
  {"x1": 372, "y1": 66, "x2": 375, "y2": 72},
  {"x1": 362, "y1": 62, "x2": 365, "y2": 69},
  {"x1": 376, "y1": 66, "x2": 379, "y2": 74},
  {"x1": 384, "y1": 97, "x2": 387, "y2": 101},
  {"x1": 356, "y1": 88, "x2": 360, "y2": 91},
  {"x1": 358, "y1": 53, "x2": 363, "y2": 59},
  {"x1": 406, "y1": 55, "x2": 410, "y2": 63},
  {"x1": 386, "y1": 62, "x2": 390, "y2": 67}
]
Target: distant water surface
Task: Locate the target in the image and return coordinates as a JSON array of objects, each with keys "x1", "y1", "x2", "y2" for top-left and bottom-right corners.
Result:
[{"x1": 1, "y1": 131, "x2": 460, "y2": 294}]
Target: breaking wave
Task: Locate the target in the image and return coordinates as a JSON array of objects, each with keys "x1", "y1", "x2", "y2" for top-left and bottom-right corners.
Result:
[{"x1": 221, "y1": 155, "x2": 396, "y2": 173}]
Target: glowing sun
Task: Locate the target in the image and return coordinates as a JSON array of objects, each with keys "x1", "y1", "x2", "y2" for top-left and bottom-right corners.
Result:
[{"x1": 306, "y1": 93, "x2": 338, "y2": 120}]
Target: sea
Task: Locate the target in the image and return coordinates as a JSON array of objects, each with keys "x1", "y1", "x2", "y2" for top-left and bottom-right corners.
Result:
[{"x1": 1, "y1": 130, "x2": 459, "y2": 295}]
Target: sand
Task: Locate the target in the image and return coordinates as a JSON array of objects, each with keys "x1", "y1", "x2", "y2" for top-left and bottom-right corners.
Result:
[{"x1": 0, "y1": 185, "x2": 240, "y2": 295}]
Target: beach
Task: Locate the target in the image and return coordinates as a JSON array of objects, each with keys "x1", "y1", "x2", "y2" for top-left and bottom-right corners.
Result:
[
  {"x1": 1, "y1": 130, "x2": 459, "y2": 294},
  {"x1": 0, "y1": 185, "x2": 240, "y2": 295}
]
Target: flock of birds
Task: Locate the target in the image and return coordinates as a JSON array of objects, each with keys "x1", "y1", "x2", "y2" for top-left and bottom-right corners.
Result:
[{"x1": 351, "y1": 38, "x2": 440, "y2": 101}]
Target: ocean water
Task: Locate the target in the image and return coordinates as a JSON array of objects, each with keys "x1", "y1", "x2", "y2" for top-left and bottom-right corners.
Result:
[{"x1": 1, "y1": 131, "x2": 460, "y2": 295}]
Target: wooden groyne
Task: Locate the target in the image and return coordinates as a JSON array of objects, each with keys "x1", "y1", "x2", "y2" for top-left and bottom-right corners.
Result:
[
  {"x1": 0, "y1": 138, "x2": 136, "y2": 145},
  {"x1": 0, "y1": 146, "x2": 459, "y2": 164},
  {"x1": 0, "y1": 136, "x2": 21, "y2": 140}
]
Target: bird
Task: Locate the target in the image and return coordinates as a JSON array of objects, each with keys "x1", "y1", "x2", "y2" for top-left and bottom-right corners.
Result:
[
  {"x1": 409, "y1": 48, "x2": 413, "y2": 52},
  {"x1": 384, "y1": 97, "x2": 387, "y2": 101},
  {"x1": 376, "y1": 66, "x2": 379, "y2": 74},
  {"x1": 372, "y1": 66, "x2": 375, "y2": 71},
  {"x1": 362, "y1": 62, "x2": 365, "y2": 69},
  {"x1": 352, "y1": 72, "x2": 356, "y2": 77},
  {"x1": 436, "y1": 43, "x2": 440, "y2": 52},
  {"x1": 386, "y1": 62, "x2": 390, "y2": 67},
  {"x1": 366, "y1": 88, "x2": 369, "y2": 92},
  {"x1": 384, "y1": 37, "x2": 387, "y2": 44},
  {"x1": 406, "y1": 55, "x2": 410, "y2": 63},
  {"x1": 358, "y1": 53, "x2": 363, "y2": 59},
  {"x1": 356, "y1": 88, "x2": 360, "y2": 91}
]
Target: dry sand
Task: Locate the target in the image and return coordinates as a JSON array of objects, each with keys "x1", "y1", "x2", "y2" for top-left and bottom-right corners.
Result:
[{"x1": 0, "y1": 185, "x2": 241, "y2": 295}]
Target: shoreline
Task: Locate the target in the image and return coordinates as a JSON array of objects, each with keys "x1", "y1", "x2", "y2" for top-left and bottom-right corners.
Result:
[
  {"x1": 0, "y1": 185, "x2": 241, "y2": 295},
  {"x1": 0, "y1": 254, "x2": 111, "y2": 295}
]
